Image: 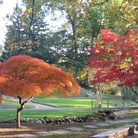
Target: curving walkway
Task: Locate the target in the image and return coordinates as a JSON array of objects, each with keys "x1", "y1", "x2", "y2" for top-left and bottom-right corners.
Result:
[
  {"x1": 29, "y1": 100, "x2": 63, "y2": 110},
  {"x1": 2, "y1": 95, "x2": 64, "y2": 110}
]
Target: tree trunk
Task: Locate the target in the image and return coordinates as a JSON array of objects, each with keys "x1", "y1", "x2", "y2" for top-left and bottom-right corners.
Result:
[
  {"x1": 96, "y1": 91, "x2": 102, "y2": 108},
  {"x1": 17, "y1": 108, "x2": 22, "y2": 128},
  {"x1": 16, "y1": 96, "x2": 33, "y2": 128},
  {"x1": 96, "y1": 84, "x2": 102, "y2": 108}
]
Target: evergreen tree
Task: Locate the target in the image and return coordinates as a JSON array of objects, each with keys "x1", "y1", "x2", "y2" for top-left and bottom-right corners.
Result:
[{"x1": 2, "y1": 1, "x2": 47, "y2": 61}]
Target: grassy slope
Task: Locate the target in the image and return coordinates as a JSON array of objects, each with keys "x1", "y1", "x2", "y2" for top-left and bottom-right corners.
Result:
[
  {"x1": 0, "y1": 91, "x2": 135, "y2": 121},
  {"x1": 0, "y1": 99, "x2": 34, "y2": 109},
  {"x1": 33, "y1": 96, "x2": 133, "y2": 108},
  {"x1": 0, "y1": 109, "x2": 92, "y2": 121}
]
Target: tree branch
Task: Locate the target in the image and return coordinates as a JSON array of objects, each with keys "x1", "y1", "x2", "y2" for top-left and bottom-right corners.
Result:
[
  {"x1": 129, "y1": 87, "x2": 138, "y2": 97},
  {"x1": 17, "y1": 96, "x2": 22, "y2": 104},
  {"x1": 17, "y1": 96, "x2": 33, "y2": 107},
  {"x1": 22, "y1": 97, "x2": 33, "y2": 105},
  {"x1": 29, "y1": 0, "x2": 35, "y2": 30},
  {"x1": 88, "y1": 0, "x2": 109, "y2": 7}
]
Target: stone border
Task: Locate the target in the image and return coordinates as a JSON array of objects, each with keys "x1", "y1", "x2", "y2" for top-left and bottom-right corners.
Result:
[{"x1": 90, "y1": 125, "x2": 135, "y2": 138}]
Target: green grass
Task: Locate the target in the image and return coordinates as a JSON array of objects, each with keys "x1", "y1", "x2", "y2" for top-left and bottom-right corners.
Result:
[
  {"x1": 0, "y1": 99, "x2": 20, "y2": 107},
  {"x1": 0, "y1": 109, "x2": 92, "y2": 121},
  {"x1": 127, "y1": 109, "x2": 138, "y2": 119},
  {"x1": 3, "y1": 107, "x2": 138, "y2": 122},
  {"x1": 0, "y1": 94, "x2": 135, "y2": 122},
  {"x1": 39, "y1": 132, "x2": 88, "y2": 138},
  {"x1": 0, "y1": 99, "x2": 34, "y2": 109},
  {"x1": 33, "y1": 97, "x2": 133, "y2": 108},
  {"x1": 34, "y1": 97, "x2": 93, "y2": 108}
]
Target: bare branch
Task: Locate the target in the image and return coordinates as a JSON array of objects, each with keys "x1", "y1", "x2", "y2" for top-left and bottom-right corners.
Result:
[
  {"x1": 17, "y1": 96, "x2": 22, "y2": 104},
  {"x1": 22, "y1": 97, "x2": 33, "y2": 105},
  {"x1": 129, "y1": 87, "x2": 138, "y2": 97},
  {"x1": 89, "y1": 0, "x2": 109, "y2": 7}
]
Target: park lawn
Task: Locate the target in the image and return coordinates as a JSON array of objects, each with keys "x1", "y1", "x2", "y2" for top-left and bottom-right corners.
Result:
[
  {"x1": 33, "y1": 97, "x2": 133, "y2": 108},
  {"x1": 0, "y1": 99, "x2": 34, "y2": 109},
  {"x1": 127, "y1": 109, "x2": 138, "y2": 119},
  {"x1": 0, "y1": 99, "x2": 20, "y2": 107},
  {"x1": 34, "y1": 97, "x2": 94, "y2": 108},
  {"x1": 0, "y1": 109, "x2": 92, "y2": 121}
]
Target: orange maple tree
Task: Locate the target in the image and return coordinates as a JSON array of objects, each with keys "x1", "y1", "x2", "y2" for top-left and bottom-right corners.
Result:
[
  {"x1": 0, "y1": 55, "x2": 80, "y2": 128},
  {"x1": 88, "y1": 29, "x2": 138, "y2": 96}
]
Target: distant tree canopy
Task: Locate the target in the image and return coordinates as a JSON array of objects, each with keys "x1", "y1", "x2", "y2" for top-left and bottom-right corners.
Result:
[{"x1": 1, "y1": 0, "x2": 138, "y2": 87}]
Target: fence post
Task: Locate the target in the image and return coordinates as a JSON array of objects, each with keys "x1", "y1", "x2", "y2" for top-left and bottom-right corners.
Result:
[
  {"x1": 114, "y1": 99, "x2": 117, "y2": 108},
  {"x1": 122, "y1": 98, "x2": 124, "y2": 108},
  {"x1": 91, "y1": 100, "x2": 94, "y2": 109},
  {"x1": 107, "y1": 99, "x2": 109, "y2": 108}
]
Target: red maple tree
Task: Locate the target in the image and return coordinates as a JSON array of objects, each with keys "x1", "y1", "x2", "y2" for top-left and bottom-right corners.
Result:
[
  {"x1": 0, "y1": 55, "x2": 80, "y2": 128},
  {"x1": 88, "y1": 29, "x2": 138, "y2": 95}
]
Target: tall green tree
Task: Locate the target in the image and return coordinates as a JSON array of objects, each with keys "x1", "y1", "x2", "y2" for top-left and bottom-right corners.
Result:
[
  {"x1": 102, "y1": 0, "x2": 138, "y2": 34},
  {"x1": 42, "y1": 0, "x2": 105, "y2": 81},
  {"x1": 2, "y1": 0, "x2": 47, "y2": 61}
]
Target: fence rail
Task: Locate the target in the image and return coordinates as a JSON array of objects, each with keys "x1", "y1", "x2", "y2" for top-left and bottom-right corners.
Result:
[{"x1": 91, "y1": 98, "x2": 132, "y2": 109}]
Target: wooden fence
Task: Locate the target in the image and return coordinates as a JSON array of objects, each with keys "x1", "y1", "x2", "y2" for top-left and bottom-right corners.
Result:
[{"x1": 91, "y1": 98, "x2": 132, "y2": 109}]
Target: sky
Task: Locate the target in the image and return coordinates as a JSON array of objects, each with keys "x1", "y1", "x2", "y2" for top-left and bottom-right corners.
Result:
[
  {"x1": 0, "y1": 0, "x2": 66, "y2": 45},
  {"x1": 0, "y1": 0, "x2": 22, "y2": 44}
]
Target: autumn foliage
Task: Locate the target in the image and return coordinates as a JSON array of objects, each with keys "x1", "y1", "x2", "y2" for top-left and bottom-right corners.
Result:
[
  {"x1": 88, "y1": 29, "x2": 138, "y2": 88},
  {"x1": 0, "y1": 55, "x2": 80, "y2": 100},
  {"x1": 0, "y1": 55, "x2": 80, "y2": 128}
]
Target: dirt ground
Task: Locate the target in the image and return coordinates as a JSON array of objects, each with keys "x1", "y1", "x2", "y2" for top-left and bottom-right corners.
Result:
[
  {"x1": 0, "y1": 109, "x2": 132, "y2": 138},
  {"x1": 0, "y1": 120, "x2": 109, "y2": 138}
]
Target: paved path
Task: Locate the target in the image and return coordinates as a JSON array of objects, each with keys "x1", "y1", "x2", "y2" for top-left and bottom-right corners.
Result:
[
  {"x1": 30, "y1": 101, "x2": 62, "y2": 109},
  {"x1": 128, "y1": 134, "x2": 138, "y2": 138},
  {"x1": 2, "y1": 95, "x2": 64, "y2": 110},
  {"x1": 128, "y1": 131, "x2": 138, "y2": 138},
  {"x1": 1, "y1": 119, "x2": 138, "y2": 138},
  {"x1": 1, "y1": 95, "x2": 90, "y2": 110}
]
